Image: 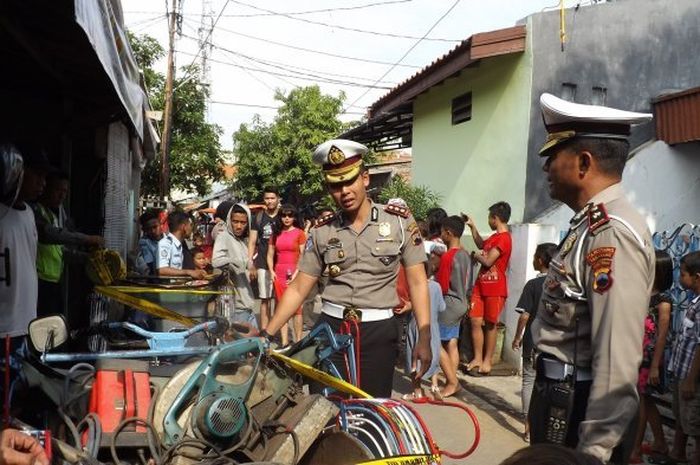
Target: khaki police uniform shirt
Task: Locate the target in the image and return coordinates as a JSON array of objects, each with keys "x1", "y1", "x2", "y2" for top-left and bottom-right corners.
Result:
[
  {"x1": 298, "y1": 202, "x2": 426, "y2": 309},
  {"x1": 531, "y1": 183, "x2": 655, "y2": 461}
]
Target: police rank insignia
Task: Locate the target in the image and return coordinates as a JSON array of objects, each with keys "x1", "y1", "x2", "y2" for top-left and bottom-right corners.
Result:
[
  {"x1": 378, "y1": 222, "x2": 391, "y2": 237},
  {"x1": 328, "y1": 145, "x2": 345, "y2": 165},
  {"x1": 587, "y1": 203, "x2": 610, "y2": 233},
  {"x1": 560, "y1": 231, "x2": 577, "y2": 258},
  {"x1": 586, "y1": 247, "x2": 616, "y2": 294}
]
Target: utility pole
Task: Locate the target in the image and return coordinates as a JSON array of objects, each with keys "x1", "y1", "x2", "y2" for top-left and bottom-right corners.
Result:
[{"x1": 160, "y1": 0, "x2": 178, "y2": 200}]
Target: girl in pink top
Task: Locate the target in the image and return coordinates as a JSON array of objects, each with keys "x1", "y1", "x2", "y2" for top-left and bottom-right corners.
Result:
[{"x1": 267, "y1": 204, "x2": 307, "y2": 345}]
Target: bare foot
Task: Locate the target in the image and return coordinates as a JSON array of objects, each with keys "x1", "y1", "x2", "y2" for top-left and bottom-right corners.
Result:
[{"x1": 465, "y1": 359, "x2": 482, "y2": 371}]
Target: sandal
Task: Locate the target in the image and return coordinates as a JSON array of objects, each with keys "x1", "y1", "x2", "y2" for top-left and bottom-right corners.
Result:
[
  {"x1": 430, "y1": 385, "x2": 442, "y2": 401},
  {"x1": 401, "y1": 392, "x2": 427, "y2": 402}
]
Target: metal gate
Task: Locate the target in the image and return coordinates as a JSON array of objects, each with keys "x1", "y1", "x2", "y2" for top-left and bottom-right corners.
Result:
[{"x1": 652, "y1": 223, "x2": 700, "y2": 332}]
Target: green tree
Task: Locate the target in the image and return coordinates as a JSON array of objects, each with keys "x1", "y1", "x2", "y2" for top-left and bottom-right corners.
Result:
[
  {"x1": 378, "y1": 176, "x2": 442, "y2": 220},
  {"x1": 234, "y1": 86, "x2": 361, "y2": 206},
  {"x1": 128, "y1": 32, "x2": 225, "y2": 197}
]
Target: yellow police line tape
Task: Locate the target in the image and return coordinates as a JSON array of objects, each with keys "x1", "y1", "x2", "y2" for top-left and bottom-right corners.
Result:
[
  {"x1": 94, "y1": 285, "x2": 199, "y2": 328},
  {"x1": 106, "y1": 286, "x2": 233, "y2": 296},
  {"x1": 357, "y1": 455, "x2": 440, "y2": 465},
  {"x1": 269, "y1": 352, "x2": 372, "y2": 399}
]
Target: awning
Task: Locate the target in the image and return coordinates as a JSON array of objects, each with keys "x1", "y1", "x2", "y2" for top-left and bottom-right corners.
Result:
[{"x1": 0, "y1": 0, "x2": 157, "y2": 158}]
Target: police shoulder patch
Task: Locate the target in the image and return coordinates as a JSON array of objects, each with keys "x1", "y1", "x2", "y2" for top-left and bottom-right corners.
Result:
[
  {"x1": 314, "y1": 211, "x2": 337, "y2": 228},
  {"x1": 586, "y1": 247, "x2": 615, "y2": 294},
  {"x1": 384, "y1": 204, "x2": 410, "y2": 218},
  {"x1": 587, "y1": 203, "x2": 610, "y2": 234}
]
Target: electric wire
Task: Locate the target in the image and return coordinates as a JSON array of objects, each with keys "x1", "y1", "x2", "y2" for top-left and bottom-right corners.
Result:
[
  {"x1": 212, "y1": 25, "x2": 421, "y2": 68},
  {"x1": 126, "y1": 1, "x2": 414, "y2": 18},
  {"x1": 177, "y1": 48, "x2": 393, "y2": 90},
  {"x1": 229, "y1": 0, "x2": 462, "y2": 42},
  {"x1": 343, "y1": 0, "x2": 461, "y2": 113},
  {"x1": 179, "y1": 32, "x2": 397, "y2": 85}
]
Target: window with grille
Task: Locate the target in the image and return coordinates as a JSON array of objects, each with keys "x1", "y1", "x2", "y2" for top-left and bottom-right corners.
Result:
[
  {"x1": 561, "y1": 82, "x2": 577, "y2": 102},
  {"x1": 591, "y1": 86, "x2": 607, "y2": 105},
  {"x1": 451, "y1": 92, "x2": 472, "y2": 125}
]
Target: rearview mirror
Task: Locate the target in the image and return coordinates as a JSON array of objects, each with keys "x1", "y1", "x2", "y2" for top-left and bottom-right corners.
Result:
[{"x1": 28, "y1": 315, "x2": 69, "y2": 353}]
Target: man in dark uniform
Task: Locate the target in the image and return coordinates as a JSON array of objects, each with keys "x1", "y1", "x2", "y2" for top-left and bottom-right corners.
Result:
[
  {"x1": 262, "y1": 139, "x2": 432, "y2": 397},
  {"x1": 529, "y1": 93, "x2": 655, "y2": 464}
]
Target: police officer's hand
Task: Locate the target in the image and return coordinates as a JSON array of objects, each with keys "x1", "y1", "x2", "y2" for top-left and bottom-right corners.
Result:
[
  {"x1": 681, "y1": 377, "x2": 696, "y2": 400},
  {"x1": 187, "y1": 269, "x2": 207, "y2": 280},
  {"x1": 412, "y1": 332, "x2": 432, "y2": 379},
  {"x1": 0, "y1": 429, "x2": 49, "y2": 465}
]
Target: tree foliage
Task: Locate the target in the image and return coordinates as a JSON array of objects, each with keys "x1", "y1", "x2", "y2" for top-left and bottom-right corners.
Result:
[
  {"x1": 234, "y1": 86, "x2": 354, "y2": 206},
  {"x1": 128, "y1": 32, "x2": 224, "y2": 197},
  {"x1": 378, "y1": 176, "x2": 442, "y2": 220}
]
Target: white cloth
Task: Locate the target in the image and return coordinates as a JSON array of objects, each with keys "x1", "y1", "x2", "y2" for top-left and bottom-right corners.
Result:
[
  {"x1": 157, "y1": 232, "x2": 183, "y2": 269},
  {"x1": 0, "y1": 204, "x2": 38, "y2": 337}
]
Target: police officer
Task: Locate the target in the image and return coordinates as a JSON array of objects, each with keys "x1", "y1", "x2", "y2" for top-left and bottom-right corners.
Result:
[
  {"x1": 529, "y1": 94, "x2": 655, "y2": 464},
  {"x1": 262, "y1": 139, "x2": 432, "y2": 397},
  {"x1": 157, "y1": 210, "x2": 206, "y2": 280}
]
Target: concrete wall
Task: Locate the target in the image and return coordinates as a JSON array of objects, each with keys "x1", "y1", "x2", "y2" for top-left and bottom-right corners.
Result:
[
  {"x1": 524, "y1": 0, "x2": 700, "y2": 220},
  {"x1": 534, "y1": 141, "x2": 700, "y2": 236},
  {"x1": 501, "y1": 223, "x2": 559, "y2": 368},
  {"x1": 411, "y1": 49, "x2": 533, "y2": 231}
]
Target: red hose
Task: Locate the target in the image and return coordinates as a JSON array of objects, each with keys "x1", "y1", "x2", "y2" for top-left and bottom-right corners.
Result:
[{"x1": 410, "y1": 397, "x2": 481, "y2": 460}]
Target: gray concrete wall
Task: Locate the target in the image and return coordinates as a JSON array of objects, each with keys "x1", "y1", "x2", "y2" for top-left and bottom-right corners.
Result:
[{"x1": 523, "y1": 0, "x2": 700, "y2": 220}]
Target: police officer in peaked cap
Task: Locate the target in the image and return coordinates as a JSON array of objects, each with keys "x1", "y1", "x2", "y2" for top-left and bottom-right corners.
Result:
[
  {"x1": 261, "y1": 139, "x2": 432, "y2": 397},
  {"x1": 528, "y1": 94, "x2": 655, "y2": 464}
]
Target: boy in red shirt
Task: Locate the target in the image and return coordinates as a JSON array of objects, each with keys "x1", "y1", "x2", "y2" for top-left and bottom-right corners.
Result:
[{"x1": 462, "y1": 201, "x2": 512, "y2": 376}]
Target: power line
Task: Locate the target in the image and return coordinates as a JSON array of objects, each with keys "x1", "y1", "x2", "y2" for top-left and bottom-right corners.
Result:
[
  {"x1": 209, "y1": 100, "x2": 365, "y2": 115},
  {"x1": 228, "y1": 0, "x2": 462, "y2": 43},
  {"x1": 211, "y1": 24, "x2": 422, "y2": 68},
  {"x1": 125, "y1": 1, "x2": 414, "y2": 18},
  {"x1": 176, "y1": 49, "x2": 393, "y2": 90},
  {"x1": 179, "y1": 32, "x2": 397, "y2": 85},
  {"x1": 344, "y1": 0, "x2": 461, "y2": 113}
]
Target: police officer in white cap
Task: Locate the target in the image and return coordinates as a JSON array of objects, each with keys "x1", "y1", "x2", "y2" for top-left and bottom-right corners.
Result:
[
  {"x1": 261, "y1": 139, "x2": 432, "y2": 397},
  {"x1": 528, "y1": 94, "x2": 655, "y2": 464}
]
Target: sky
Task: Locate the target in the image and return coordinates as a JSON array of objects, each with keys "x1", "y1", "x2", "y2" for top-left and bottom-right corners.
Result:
[{"x1": 121, "y1": 0, "x2": 587, "y2": 151}]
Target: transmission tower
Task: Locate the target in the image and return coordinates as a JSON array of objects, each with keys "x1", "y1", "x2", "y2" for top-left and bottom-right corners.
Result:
[{"x1": 198, "y1": 0, "x2": 214, "y2": 105}]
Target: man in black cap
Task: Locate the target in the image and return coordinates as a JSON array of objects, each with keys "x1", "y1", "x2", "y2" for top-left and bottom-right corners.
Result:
[{"x1": 529, "y1": 94, "x2": 655, "y2": 464}]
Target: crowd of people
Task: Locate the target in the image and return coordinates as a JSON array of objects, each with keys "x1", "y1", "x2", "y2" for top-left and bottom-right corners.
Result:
[{"x1": 3, "y1": 90, "x2": 700, "y2": 465}]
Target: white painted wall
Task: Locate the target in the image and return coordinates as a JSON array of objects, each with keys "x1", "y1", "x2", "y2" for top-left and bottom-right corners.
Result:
[
  {"x1": 501, "y1": 223, "x2": 559, "y2": 368},
  {"x1": 534, "y1": 141, "x2": 700, "y2": 236}
]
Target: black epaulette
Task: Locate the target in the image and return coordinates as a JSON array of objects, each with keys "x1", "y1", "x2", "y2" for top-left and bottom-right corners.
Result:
[
  {"x1": 587, "y1": 203, "x2": 610, "y2": 234},
  {"x1": 314, "y1": 211, "x2": 337, "y2": 228},
  {"x1": 384, "y1": 204, "x2": 410, "y2": 218}
]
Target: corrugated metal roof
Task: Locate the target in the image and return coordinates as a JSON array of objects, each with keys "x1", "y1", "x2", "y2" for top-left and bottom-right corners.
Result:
[
  {"x1": 369, "y1": 25, "x2": 526, "y2": 118},
  {"x1": 653, "y1": 86, "x2": 700, "y2": 145}
]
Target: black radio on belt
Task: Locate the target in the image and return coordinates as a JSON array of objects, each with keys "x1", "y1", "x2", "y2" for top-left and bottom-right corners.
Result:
[{"x1": 545, "y1": 382, "x2": 575, "y2": 444}]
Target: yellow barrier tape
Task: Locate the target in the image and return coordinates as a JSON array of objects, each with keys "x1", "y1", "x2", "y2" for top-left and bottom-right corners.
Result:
[
  {"x1": 270, "y1": 352, "x2": 372, "y2": 399},
  {"x1": 95, "y1": 285, "x2": 198, "y2": 327},
  {"x1": 358, "y1": 454, "x2": 440, "y2": 465},
  {"x1": 107, "y1": 286, "x2": 232, "y2": 296}
]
